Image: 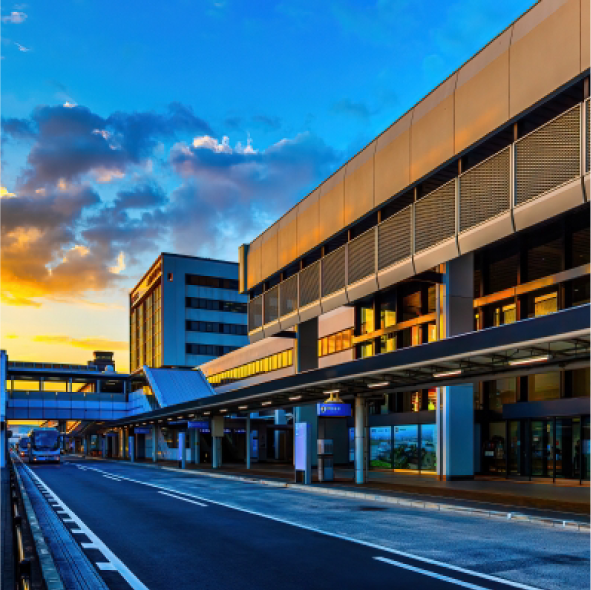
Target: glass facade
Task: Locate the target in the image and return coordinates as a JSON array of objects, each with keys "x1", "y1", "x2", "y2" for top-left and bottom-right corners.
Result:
[
  {"x1": 318, "y1": 329, "x2": 353, "y2": 358},
  {"x1": 130, "y1": 283, "x2": 161, "y2": 372},
  {"x1": 369, "y1": 424, "x2": 437, "y2": 473},
  {"x1": 207, "y1": 349, "x2": 293, "y2": 386}
]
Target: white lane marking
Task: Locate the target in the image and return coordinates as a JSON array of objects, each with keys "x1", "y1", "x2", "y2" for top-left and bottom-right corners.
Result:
[
  {"x1": 158, "y1": 491, "x2": 207, "y2": 507},
  {"x1": 18, "y1": 460, "x2": 150, "y2": 590},
  {"x1": 96, "y1": 562, "x2": 117, "y2": 571},
  {"x1": 63, "y1": 518, "x2": 75, "y2": 523},
  {"x1": 71, "y1": 529, "x2": 85, "y2": 534},
  {"x1": 374, "y1": 557, "x2": 489, "y2": 590},
  {"x1": 81, "y1": 464, "x2": 541, "y2": 590},
  {"x1": 82, "y1": 543, "x2": 98, "y2": 549},
  {"x1": 102, "y1": 475, "x2": 121, "y2": 482}
]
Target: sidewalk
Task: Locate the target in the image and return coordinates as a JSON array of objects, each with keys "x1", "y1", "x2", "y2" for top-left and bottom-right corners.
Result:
[{"x1": 86, "y1": 456, "x2": 590, "y2": 518}]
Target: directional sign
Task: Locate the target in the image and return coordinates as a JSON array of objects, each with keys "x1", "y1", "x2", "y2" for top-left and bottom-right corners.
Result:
[
  {"x1": 134, "y1": 428, "x2": 151, "y2": 434},
  {"x1": 317, "y1": 403, "x2": 351, "y2": 417},
  {"x1": 188, "y1": 421, "x2": 209, "y2": 430}
]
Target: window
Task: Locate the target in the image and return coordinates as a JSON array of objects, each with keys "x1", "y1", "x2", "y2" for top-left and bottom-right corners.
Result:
[
  {"x1": 534, "y1": 292, "x2": 558, "y2": 317},
  {"x1": 370, "y1": 427, "x2": 392, "y2": 468},
  {"x1": 358, "y1": 342, "x2": 373, "y2": 358},
  {"x1": 493, "y1": 303, "x2": 516, "y2": 326},
  {"x1": 185, "y1": 321, "x2": 247, "y2": 336},
  {"x1": 528, "y1": 372, "x2": 561, "y2": 402},
  {"x1": 380, "y1": 333, "x2": 396, "y2": 354},
  {"x1": 571, "y1": 368, "x2": 590, "y2": 398},
  {"x1": 186, "y1": 297, "x2": 247, "y2": 313},
  {"x1": 318, "y1": 329, "x2": 354, "y2": 358},
  {"x1": 207, "y1": 349, "x2": 293, "y2": 385},
  {"x1": 488, "y1": 378, "x2": 517, "y2": 411},
  {"x1": 359, "y1": 307, "x2": 374, "y2": 335},
  {"x1": 185, "y1": 274, "x2": 239, "y2": 290},
  {"x1": 185, "y1": 344, "x2": 240, "y2": 356},
  {"x1": 393, "y1": 425, "x2": 419, "y2": 470}
]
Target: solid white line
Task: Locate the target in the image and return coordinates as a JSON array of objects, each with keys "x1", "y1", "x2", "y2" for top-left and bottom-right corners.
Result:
[
  {"x1": 158, "y1": 491, "x2": 207, "y2": 507},
  {"x1": 62, "y1": 518, "x2": 75, "y2": 523},
  {"x1": 80, "y1": 464, "x2": 540, "y2": 590},
  {"x1": 102, "y1": 475, "x2": 121, "y2": 481},
  {"x1": 71, "y1": 529, "x2": 85, "y2": 534},
  {"x1": 81, "y1": 543, "x2": 98, "y2": 549},
  {"x1": 96, "y1": 562, "x2": 117, "y2": 571},
  {"x1": 374, "y1": 557, "x2": 490, "y2": 590},
  {"x1": 18, "y1": 460, "x2": 150, "y2": 590}
]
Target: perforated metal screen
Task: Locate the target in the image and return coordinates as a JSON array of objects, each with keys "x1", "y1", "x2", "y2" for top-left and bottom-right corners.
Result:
[
  {"x1": 378, "y1": 206, "x2": 412, "y2": 270},
  {"x1": 459, "y1": 147, "x2": 510, "y2": 233},
  {"x1": 299, "y1": 262, "x2": 320, "y2": 307},
  {"x1": 348, "y1": 229, "x2": 375, "y2": 285},
  {"x1": 248, "y1": 295, "x2": 263, "y2": 331},
  {"x1": 280, "y1": 275, "x2": 297, "y2": 317},
  {"x1": 515, "y1": 105, "x2": 581, "y2": 206},
  {"x1": 414, "y1": 180, "x2": 456, "y2": 253},
  {"x1": 586, "y1": 99, "x2": 590, "y2": 174},
  {"x1": 264, "y1": 286, "x2": 279, "y2": 324},
  {"x1": 322, "y1": 246, "x2": 346, "y2": 296}
]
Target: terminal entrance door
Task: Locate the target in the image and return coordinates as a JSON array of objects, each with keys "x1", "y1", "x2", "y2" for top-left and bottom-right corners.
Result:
[{"x1": 531, "y1": 420, "x2": 553, "y2": 477}]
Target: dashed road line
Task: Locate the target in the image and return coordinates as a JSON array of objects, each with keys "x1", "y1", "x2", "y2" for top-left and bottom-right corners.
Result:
[{"x1": 158, "y1": 491, "x2": 207, "y2": 507}]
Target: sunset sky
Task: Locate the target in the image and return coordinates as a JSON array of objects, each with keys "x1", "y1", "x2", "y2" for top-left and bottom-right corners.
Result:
[{"x1": 1, "y1": 0, "x2": 535, "y2": 371}]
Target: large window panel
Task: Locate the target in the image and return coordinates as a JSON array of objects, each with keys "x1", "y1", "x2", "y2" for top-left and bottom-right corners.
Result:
[
  {"x1": 528, "y1": 372, "x2": 561, "y2": 402},
  {"x1": 393, "y1": 425, "x2": 419, "y2": 470},
  {"x1": 369, "y1": 427, "x2": 392, "y2": 468}
]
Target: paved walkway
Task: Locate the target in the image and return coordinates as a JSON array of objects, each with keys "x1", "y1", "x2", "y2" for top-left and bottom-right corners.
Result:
[
  {"x1": 92, "y1": 456, "x2": 590, "y2": 515},
  {"x1": 1, "y1": 467, "x2": 15, "y2": 590}
]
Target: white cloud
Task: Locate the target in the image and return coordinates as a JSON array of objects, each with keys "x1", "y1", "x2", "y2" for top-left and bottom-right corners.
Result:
[
  {"x1": 109, "y1": 251, "x2": 126, "y2": 274},
  {"x1": 2, "y1": 11, "x2": 27, "y2": 24}
]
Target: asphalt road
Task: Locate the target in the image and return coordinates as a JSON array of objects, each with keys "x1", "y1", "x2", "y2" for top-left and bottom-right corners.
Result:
[{"x1": 25, "y1": 458, "x2": 589, "y2": 590}]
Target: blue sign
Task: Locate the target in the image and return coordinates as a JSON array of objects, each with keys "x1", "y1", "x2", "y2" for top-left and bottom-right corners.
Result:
[
  {"x1": 295, "y1": 422, "x2": 309, "y2": 471},
  {"x1": 188, "y1": 421, "x2": 209, "y2": 430},
  {"x1": 169, "y1": 420, "x2": 187, "y2": 425},
  {"x1": 106, "y1": 432, "x2": 118, "y2": 437},
  {"x1": 317, "y1": 403, "x2": 351, "y2": 417},
  {"x1": 134, "y1": 428, "x2": 151, "y2": 434}
]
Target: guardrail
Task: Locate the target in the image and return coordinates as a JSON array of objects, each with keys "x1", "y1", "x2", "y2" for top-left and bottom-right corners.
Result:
[{"x1": 9, "y1": 462, "x2": 33, "y2": 590}]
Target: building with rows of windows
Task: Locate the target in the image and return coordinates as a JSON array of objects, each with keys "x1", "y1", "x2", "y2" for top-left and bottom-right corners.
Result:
[{"x1": 130, "y1": 253, "x2": 248, "y2": 373}]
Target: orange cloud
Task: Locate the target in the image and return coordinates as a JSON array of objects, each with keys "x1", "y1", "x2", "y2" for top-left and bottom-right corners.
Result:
[{"x1": 32, "y1": 335, "x2": 128, "y2": 351}]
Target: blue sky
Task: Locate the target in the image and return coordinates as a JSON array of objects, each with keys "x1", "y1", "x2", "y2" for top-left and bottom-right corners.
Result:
[{"x1": 1, "y1": 0, "x2": 535, "y2": 366}]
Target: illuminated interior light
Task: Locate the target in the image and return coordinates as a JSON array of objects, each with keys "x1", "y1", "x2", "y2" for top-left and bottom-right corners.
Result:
[
  {"x1": 289, "y1": 395, "x2": 302, "y2": 401},
  {"x1": 433, "y1": 369, "x2": 463, "y2": 378},
  {"x1": 508, "y1": 355, "x2": 551, "y2": 366},
  {"x1": 203, "y1": 411, "x2": 210, "y2": 415},
  {"x1": 367, "y1": 382, "x2": 390, "y2": 388},
  {"x1": 188, "y1": 414, "x2": 195, "y2": 418},
  {"x1": 220, "y1": 409, "x2": 228, "y2": 413},
  {"x1": 261, "y1": 401, "x2": 272, "y2": 406},
  {"x1": 323, "y1": 389, "x2": 340, "y2": 395},
  {"x1": 238, "y1": 405, "x2": 248, "y2": 410}
]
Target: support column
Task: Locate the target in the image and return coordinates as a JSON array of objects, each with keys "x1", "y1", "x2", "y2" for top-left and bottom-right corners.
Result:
[
  {"x1": 101, "y1": 435, "x2": 106, "y2": 458},
  {"x1": 128, "y1": 434, "x2": 135, "y2": 463},
  {"x1": 178, "y1": 432, "x2": 186, "y2": 469},
  {"x1": 354, "y1": 396, "x2": 366, "y2": 484},
  {"x1": 83, "y1": 436, "x2": 89, "y2": 456},
  {"x1": 436, "y1": 385, "x2": 474, "y2": 480},
  {"x1": 246, "y1": 416, "x2": 251, "y2": 469},
  {"x1": 152, "y1": 425, "x2": 158, "y2": 462},
  {"x1": 274, "y1": 410, "x2": 286, "y2": 460},
  {"x1": 212, "y1": 416, "x2": 224, "y2": 469}
]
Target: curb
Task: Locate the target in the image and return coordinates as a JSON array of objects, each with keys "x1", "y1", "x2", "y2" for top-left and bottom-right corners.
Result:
[
  {"x1": 88, "y1": 457, "x2": 590, "y2": 533},
  {"x1": 12, "y1": 459, "x2": 65, "y2": 590}
]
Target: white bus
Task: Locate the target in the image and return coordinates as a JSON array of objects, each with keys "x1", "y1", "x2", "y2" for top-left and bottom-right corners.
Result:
[{"x1": 28, "y1": 428, "x2": 61, "y2": 463}]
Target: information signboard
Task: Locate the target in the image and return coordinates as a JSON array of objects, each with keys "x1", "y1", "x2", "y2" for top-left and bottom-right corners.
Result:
[
  {"x1": 317, "y1": 403, "x2": 351, "y2": 417},
  {"x1": 188, "y1": 421, "x2": 209, "y2": 430}
]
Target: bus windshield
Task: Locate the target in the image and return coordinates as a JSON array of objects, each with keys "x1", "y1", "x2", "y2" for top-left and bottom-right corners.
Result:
[
  {"x1": 31, "y1": 430, "x2": 59, "y2": 451},
  {"x1": 18, "y1": 438, "x2": 29, "y2": 449}
]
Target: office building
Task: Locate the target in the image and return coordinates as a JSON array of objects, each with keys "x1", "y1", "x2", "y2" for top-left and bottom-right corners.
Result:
[{"x1": 130, "y1": 253, "x2": 248, "y2": 372}]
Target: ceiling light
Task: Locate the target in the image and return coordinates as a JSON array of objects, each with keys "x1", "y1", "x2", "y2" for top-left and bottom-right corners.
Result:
[
  {"x1": 324, "y1": 389, "x2": 340, "y2": 395},
  {"x1": 433, "y1": 369, "x2": 463, "y2": 378},
  {"x1": 167, "y1": 418, "x2": 172, "y2": 421},
  {"x1": 508, "y1": 355, "x2": 551, "y2": 366},
  {"x1": 238, "y1": 405, "x2": 248, "y2": 410},
  {"x1": 289, "y1": 395, "x2": 302, "y2": 401},
  {"x1": 188, "y1": 414, "x2": 195, "y2": 418},
  {"x1": 220, "y1": 409, "x2": 228, "y2": 413},
  {"x1": 261, "y1": 401, "x2": 272, "y2": 406},
  {"x1": 203, "y1": 411, "x2": 210, "y2": 415},
  {"x1": 368, "y1": 382, "x2": 390, "y2": 388}
]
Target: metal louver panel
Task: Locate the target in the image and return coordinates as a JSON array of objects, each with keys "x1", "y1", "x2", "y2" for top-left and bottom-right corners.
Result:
[
  {"x1": 322, "y1": 246, "x2": 346, "y2": 297},
  {"x1": 586, "y1": 99, "x2": 590, "y2": 174},
  {"x1": 348, "y1": 229, "x2": 375, "y2": 285},
  {"x1": 248, "y1": 295, "x2": 263, "y2": 331},
  {"x1": 280, "y1": 275, "x2": 297, "y2": 317},
  {"x1": 414, "y1": 180, "x2": 456, "y2": 253},
  {"x1": 459, "y1": 147, "x2": 510, "y2": 233},
  {"x1": 378, "y1": 206, "x2": 412, "y2": 270},
  {"x1": 515, "y1": 105, "x2": 581, "y2": 206},
  {"x1": 299, "y1": 262, "x2": 319, "y2": 307},
  {"x1": 264, "y1": 286, "x2": 279, "y2": 324}
]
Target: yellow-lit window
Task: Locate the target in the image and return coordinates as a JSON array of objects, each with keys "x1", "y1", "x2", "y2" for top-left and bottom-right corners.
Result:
[
  {"x1": 287, "y1": 349, "x2": 293, "y2": 366},
  {"x1": 335, "y1": 332, "x2": 342, "y2": 353},
  {"x1": 359, "y1": 342, "x2": 373, "y2": 358},
  {"x1": 411, "y1": 325, "x2": 422, "y2": 346},
  {"x1": 328, "y1": 335, "x2": 336, "y2": 355},
  {"x1": 318, "y1": 340, "x2": 322, "y2": 356},
  {"x1": 360, "y1": 307, "x2": 374, "y2": 335},
  {"x1": 411, "y1": 392, "x2": 421, "y2": 412},
  {"x1": 381, "y1": 309, "x2": 396, "y2": 328},
  {"x1": 428, "y1": 324, "x2": 437, "y2": 343},
  {"x1": 342, "y1": 329, "x2": 352, "y2": 350},
  {"x1": 535, "y1": 293, "x2": 557, "y2": 317},
  {"x1": 321, "y1": 338, "x2": 328, "y2": 357},
  {"x1": 427, "y1": 389, "x2": 437, "y2": 411}
]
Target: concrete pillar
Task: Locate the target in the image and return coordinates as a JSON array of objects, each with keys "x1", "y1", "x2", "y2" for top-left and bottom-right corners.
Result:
[
  {"x1": 354, "y1": 396, "x2": 366, "y2": 485},
  {"x1": 152, "y1": 425, "x2": 158, "y2": 462},
  {"x1": 246, "y1": 416, "x2": 251, "y2": 469},
  {"x1": 189, "y1": 429, "x2": 200, "y2": 464},
  {"x1": 128, "y1": 435, "x2": 135, "y2": 462},
  {"x1": 436, "y1": 385, "x2": 474, "y2": 480},
  {"x1": 101, "y1": 436, "x2": 106, "y2": 458},
  {"x1": 83, "y1": 436, "x2": 89, "y2": 456},
  {"x1": 274, "y1": 410, "x2": 286, "y2": 460},
  {"x1": 178, "y1": 432, "x2": 186, "y2": 469},
  {"x1": 212, "y1": 416, "x2": 224, "y2": 469},
  {"x1": 96, "y1": 379, "x2": 101, "y2": 393}
]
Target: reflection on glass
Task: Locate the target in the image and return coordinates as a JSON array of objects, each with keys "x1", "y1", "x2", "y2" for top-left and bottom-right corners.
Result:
[
  {"x1": 508, "y1": 421, "x2": 521, "y2": 474},
  {"x1": 360, "y1": 307, "x2": 375, "y2": 335},
  {"x1": 571, "y1": 368, "x2": 590, "y2": 397},
  {"x1": 493, "y1": 303, "x2": 516, "y2": 326},
  {"x1": 359, "y1": 342, "x2": 373, "y2": 358},
  {"x1": 393, "y1": 425, "x2": 419, "y2": 470},
  {"x1": 534, "y1": 292, "x2": 558, "y2": 317},
  {"x1": 380, "y1": 333, "x2": 396, "y2": 353},
  {"x1": 484, "y1": 422, "x2": 506, "y2": 474},
  {"x1": 370, "y1": 427, "x2": 392, "y2": 468},
  {"x1": 420, "y1": 424, "x2": 437, "y2": 472},
  {"x1": 528, "y1": 372, "x2": 560, "y2": 402},
  {"x1": 488, "y1": 378, "x2": 517, "y2": 411}
]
